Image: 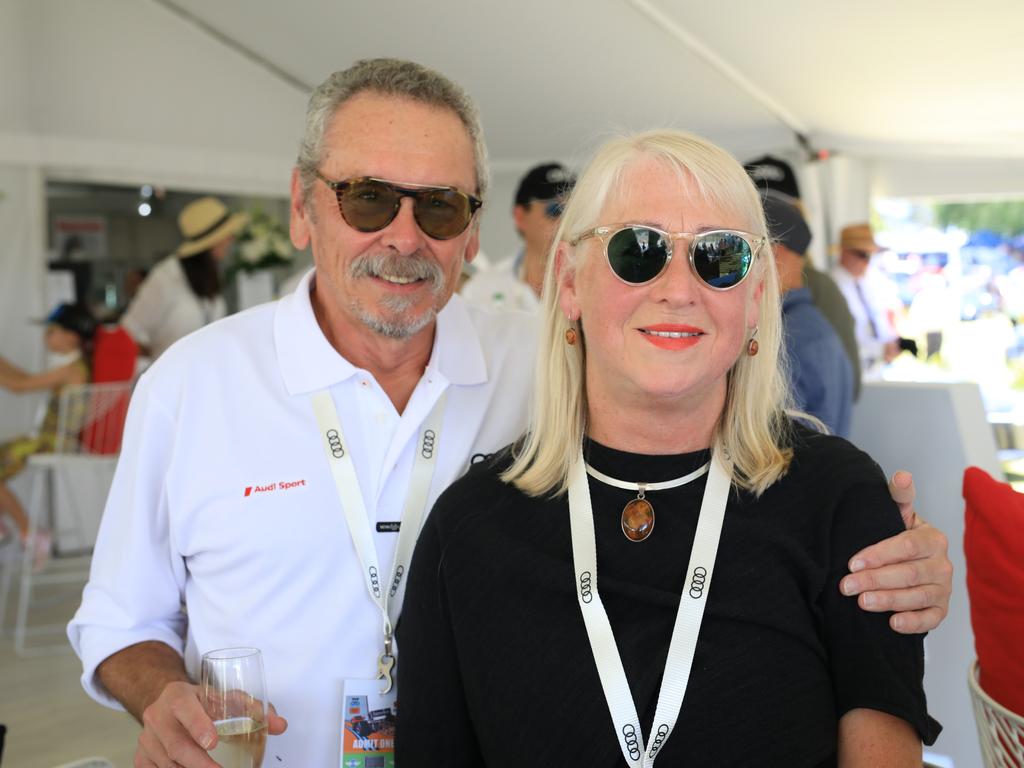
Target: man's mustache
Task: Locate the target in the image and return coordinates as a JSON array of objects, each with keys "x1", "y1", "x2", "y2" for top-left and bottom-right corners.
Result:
[{"x1": 350, "y1": 251, "x2": 446, "y2": 295}]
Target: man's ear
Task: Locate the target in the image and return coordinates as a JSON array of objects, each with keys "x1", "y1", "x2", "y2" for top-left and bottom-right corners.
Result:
[
  {"x1": 555, "y1": 241, "x2": 579, "y2": 319},
  {"x1": 749, "y1": 277, "x2": 765, "y2": 330},
  {"x1": 290, "y1": 168, "x2": 311, "y2": 250},
  {"x1": 463, "y1": 224, "x2": 480, "y2": 265},
  {"x1": 512, "y1": 204, "x2": 528, "y2": 233}
]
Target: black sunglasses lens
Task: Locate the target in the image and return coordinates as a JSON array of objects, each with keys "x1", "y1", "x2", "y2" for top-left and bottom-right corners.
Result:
[
  {"x1": 692, "y1": 232, "x2": 752, "y2": 289},
  {"x1": 606, "y1": 227, "x2": 670, "y2": 284},
  {"x1": 414, "y1": 188, "x2": 473, "y2": 240},
  {"x1": 338, "y1": 179, "x2": 400, "y2": 232}
]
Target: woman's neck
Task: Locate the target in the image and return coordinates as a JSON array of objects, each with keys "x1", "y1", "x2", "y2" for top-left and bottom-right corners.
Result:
[{"x1": 585, "y1": 379, "x2": 725, "y2": 456}]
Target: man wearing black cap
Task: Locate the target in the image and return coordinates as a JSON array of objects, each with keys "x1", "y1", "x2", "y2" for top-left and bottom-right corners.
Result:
[
  {"x1": 746, "y1": 154, "x2": 862, "y2": 398},
  {"x1": 764, "y1": 193, "x2": 854, "y2": 436},
  {"x1": 461, "y1": 162, "x2": 575, "y2": 311}
]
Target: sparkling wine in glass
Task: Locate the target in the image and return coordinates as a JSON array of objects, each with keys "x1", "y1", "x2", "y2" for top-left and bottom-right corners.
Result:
[{"x1": 201, "y1": 647, "x2": 268, "y2": 768}]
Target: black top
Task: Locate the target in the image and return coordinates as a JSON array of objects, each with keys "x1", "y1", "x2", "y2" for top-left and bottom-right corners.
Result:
[{"x1": 395, "y1": 425, "x2": 940, "y2": 767}]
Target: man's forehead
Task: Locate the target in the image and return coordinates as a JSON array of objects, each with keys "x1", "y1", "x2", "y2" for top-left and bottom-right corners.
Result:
[{"x1": 321, "y1": 92, "x2": 477, "y2": 191}]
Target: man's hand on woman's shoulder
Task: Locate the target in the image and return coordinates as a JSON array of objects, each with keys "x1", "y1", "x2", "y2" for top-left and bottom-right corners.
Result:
[{"x1": 839, "y1": 471, "x2": 953, "y2": 634}]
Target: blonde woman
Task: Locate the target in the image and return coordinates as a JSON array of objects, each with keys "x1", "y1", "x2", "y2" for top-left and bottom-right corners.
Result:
[{"x1": 396, "y1": 130, "x2": 940, "y2": 766}]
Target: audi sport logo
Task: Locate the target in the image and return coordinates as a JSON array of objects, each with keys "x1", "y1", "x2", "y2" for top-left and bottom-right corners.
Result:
[
  {"x1": 579, "y1": 571, "x2": 593, "y2": 604},
  {"x1": 648, "y1": 723, "x2": 670, "y2": 756},
  {"x1": 368, "y1": 566, "x2": 381, "y2": 598},
  {"x1": 689, "y1": 566, "x2": 707, "y2": 599},
  {"x1": 421, "y1": 429, "x2": 436, "y2": 459},
  {"x1": 326, "y1": 429, "x2": 344, "y2": 458},
  {"x1": 621, "y1": 723, "x2": 641, "y2": 760},
  {"x1": 389, "y1": 565, "x2": 405, "y2": 597}
]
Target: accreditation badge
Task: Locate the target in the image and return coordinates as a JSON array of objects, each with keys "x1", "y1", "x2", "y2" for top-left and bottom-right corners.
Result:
[{"x1": 340, "y1": 678, "x2": 397, "y2": 768}]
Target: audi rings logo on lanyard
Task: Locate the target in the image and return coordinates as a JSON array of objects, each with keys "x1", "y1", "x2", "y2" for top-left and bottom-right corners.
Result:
[
  {"x1": 648, "y1": 724, "x2": 671, "y2": 758},
  {"x1": 421, "y1": 429, "x2": 436, "y2": 458},
  {"x1": 621, "y1": 724, "x2": 642, "y2": 761},
  {"x1": 578, "y1": 571, "x2": 594, "y2": 603},
  {"x1": 325, "y1": 428, "x2": 345, "y2": 458},
  {"x1": 311, "y1": 387, "x2": 450, "y2": 696},
  {"x1": 389, "y1": 564, "x2": 405, "y2": 598},
  {"x1": 688, "y1": 566, "x2": 708, "y2": 599},
  {"x1": 569, "y1": 450, "x2": 731, "y2": 766}
]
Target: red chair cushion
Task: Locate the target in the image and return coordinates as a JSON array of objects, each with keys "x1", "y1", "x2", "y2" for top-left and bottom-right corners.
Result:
[{"x1": 963, "y1": 466, "x2": 1024, "y2": 714}]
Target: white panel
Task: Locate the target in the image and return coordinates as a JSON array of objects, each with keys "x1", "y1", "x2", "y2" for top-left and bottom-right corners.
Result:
[
  {"x1": 0, "y1": 0, "x2": 30, "y2": 133},
  {"x1": 0, "y1": 132, "x2": 293, "y2": 198},
  {"x1": 850, "y1": 380, "x2": 1000, "y2": 768},
  {"x1": 0, "y1": 165, "x2": 48, "y2": 438},
  {"x1": 872, "y1": 157, "x2": 1024, "y2": 201}
]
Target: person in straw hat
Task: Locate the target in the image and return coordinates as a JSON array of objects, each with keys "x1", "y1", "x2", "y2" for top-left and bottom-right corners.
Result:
[
  {"x1": 120, "y1": 196, "x2": 247, "y2": 359},
  {"x1": 830, "y1": 222, "x2": 904, "y2": 374}
]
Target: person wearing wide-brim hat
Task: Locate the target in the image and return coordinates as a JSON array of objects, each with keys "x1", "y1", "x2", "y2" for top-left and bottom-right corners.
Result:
[{"x1": 121, "y1": 196, "x2": 247, "y2": 359}]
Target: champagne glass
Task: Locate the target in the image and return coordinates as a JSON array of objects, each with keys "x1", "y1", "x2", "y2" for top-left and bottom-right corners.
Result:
[{"x1": 200, "y1": 647, "x2": 268, "y2": 768}]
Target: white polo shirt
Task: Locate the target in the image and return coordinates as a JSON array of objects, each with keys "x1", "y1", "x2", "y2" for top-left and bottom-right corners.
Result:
[
  {"x1": 68, "y1": 270, "x2": 536, "y2": 767},
  {"x1": 460, "y1": 250, "x2": 541, "y2": 313}
]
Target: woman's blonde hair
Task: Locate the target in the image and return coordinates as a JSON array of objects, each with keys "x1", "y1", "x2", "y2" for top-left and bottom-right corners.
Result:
[{"x1": 503, "y1": 129, "x2": 796, "y2": 497}]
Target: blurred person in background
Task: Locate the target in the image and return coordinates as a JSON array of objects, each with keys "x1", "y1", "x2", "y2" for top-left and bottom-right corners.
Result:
[
  {"x1": 746, "y1": 155, "x2": 862, "y2": 399},
  {"x1": 120, "y1": 197, "x2": 246, "y2": 359},
  {"x1": 764, "y1": 192, "x2": 854, "y2": 436},
  {"x1": 461, "y1": 162, "x2": 575, "y2": 311},
  {"x1": 832, "y1": 223, "x2": 913, "y2": 375},
  {"x1": 0, "y1": 303, "x2": 95, "y2": 565}
]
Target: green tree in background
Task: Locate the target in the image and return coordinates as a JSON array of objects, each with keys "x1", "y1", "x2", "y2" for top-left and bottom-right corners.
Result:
[{"x1": 933, "y1": 200, "x2": 1024, "y2": 237}]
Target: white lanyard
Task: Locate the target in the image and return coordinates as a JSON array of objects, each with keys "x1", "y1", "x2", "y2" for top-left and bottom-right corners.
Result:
[
  {"x1": 311, "y1": 387, "x2": 447, "y2": 692},
  {"x1": 568, "y1": 448, "x2": 731, "y2": 767}
]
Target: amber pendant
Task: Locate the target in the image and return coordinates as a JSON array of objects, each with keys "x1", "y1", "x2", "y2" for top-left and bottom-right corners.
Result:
[{"x1": 621, "y1": 496, "x2": 655, "y2": 542}]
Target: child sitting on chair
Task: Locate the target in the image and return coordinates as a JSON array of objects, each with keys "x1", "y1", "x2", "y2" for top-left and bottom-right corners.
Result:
[{"x1": 0, "y1": 303, "x2": 95, "y2": 566}]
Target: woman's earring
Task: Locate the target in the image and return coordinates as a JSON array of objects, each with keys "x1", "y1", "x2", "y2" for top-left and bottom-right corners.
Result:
[
  {"x1": 565, "y1": 315, "x2": 578, "y2": 346},
  {"x1": 747, "y1": 327, "x2": 759, "y2": 357}
]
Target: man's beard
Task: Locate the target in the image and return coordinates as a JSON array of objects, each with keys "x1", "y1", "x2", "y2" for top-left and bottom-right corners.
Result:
[{"x1": 348, "y1": 250, "x2": 452, "y2": 340}]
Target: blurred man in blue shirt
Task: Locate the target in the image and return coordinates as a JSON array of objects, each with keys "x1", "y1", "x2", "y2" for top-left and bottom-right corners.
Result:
[{"x1": 764, "y1": 192, "x2": 854, "y2": 436}]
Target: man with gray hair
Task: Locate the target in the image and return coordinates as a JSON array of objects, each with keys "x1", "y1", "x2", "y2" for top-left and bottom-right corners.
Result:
[
  {"x1": 68, "y1": 58, "x2": 534, "y2": 767},
  {"x1": 69, "y1": 59, "x2": 951, "y2": 767}
]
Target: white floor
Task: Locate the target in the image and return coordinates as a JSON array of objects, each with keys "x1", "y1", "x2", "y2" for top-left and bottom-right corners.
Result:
[{"x1": 0, "y1": 549, "x2": 138, "y2": 768}]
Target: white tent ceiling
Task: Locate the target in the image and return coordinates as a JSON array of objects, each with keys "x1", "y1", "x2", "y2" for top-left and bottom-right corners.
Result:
[
  {"x1": 2, "y1": 0, "x2": 1023, "y2": 257},
  {"x1": 163, "y1": 0, "x2": 1024, "y2": 163}
]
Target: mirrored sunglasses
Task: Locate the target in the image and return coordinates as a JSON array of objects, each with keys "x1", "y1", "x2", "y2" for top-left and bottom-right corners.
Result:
[
  {"x1": 571, "y1": 225, "x2": 764, "y2": 290},
  {"x1": 314, "y1": 173, "x2": 482, "y2": 241}
]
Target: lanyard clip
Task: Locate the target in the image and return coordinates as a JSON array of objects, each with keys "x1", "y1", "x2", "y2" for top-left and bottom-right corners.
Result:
[{"x1": 377, "y1": 620, "x2": 395, "y2": 694}]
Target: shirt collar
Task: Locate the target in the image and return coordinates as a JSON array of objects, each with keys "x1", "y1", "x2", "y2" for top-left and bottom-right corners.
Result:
[
  {"x1": 274, "y1": 268, "x2": 487, "y2": 395},
  {"x1": 782, "y1": 285, "x2": 813, "y2": 311}
]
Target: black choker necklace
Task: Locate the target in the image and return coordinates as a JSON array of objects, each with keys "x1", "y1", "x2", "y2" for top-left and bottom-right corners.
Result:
[{"x1": 584, "y1": 462, "x2": 711, "y2": 542}]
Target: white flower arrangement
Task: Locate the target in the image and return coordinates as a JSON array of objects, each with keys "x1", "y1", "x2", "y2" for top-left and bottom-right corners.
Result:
[{"x1": 233, "y1": 208, "x2": 293, "y2": 273}]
